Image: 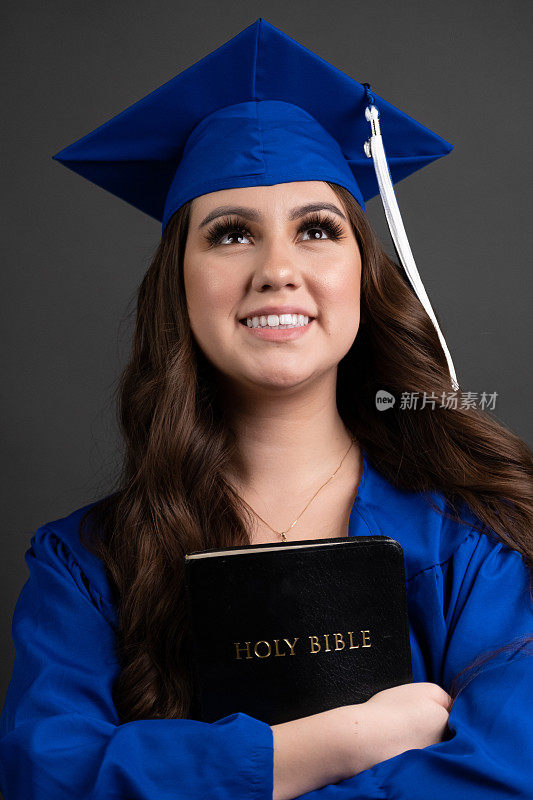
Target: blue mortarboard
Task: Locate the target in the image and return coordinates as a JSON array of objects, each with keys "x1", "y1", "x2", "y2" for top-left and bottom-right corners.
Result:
[{"x1": 52, "y1": 17, "x2": 458, "y2": 389}]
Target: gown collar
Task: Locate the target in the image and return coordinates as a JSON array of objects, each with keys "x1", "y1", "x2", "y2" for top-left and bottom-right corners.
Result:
[{"x1": 348, "y1": 445, "x2": 385, "y2": 539}]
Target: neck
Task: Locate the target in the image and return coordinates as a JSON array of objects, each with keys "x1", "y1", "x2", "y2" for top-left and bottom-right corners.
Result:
[{"x1": 219, "y1": 372, "x2": 357, "y2": 500}]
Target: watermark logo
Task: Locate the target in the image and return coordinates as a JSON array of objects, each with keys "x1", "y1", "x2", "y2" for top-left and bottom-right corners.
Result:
[
  {"x1": 375, "y1": 390, "x2": 396, "y2": 410},
  {"x1": 375, "y1": 390, "x2": 498, "y2": 411}
]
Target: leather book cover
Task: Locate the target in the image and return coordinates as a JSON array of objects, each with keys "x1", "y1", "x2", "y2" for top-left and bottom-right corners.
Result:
[{"x1": 184, "y1": 536, "x2": 412, "y2": 725}]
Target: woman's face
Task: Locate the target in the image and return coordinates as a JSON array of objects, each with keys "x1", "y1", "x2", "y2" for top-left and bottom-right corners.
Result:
[{"x1": 183, "y1": 181, "x2": 362, "y2": 395}]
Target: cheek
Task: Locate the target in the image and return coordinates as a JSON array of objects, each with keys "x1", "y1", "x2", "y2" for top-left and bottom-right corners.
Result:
[
  {"x1": 313, "y1": 252, "x2": 361, "y2": 352},
  {"x1": 184, "y1": 256, "x2": 240, "y2": 331},
  {"x1": 315, "y1": 251, "x2": 361, "y2": 310}
]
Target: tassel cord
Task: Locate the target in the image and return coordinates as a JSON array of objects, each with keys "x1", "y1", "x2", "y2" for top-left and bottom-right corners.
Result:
[{"x1": 364, "y1": 104, "x2": 459, "y2": 392}]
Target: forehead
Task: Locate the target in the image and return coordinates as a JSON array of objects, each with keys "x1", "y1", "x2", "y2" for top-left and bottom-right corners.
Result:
[{"x1": 189, "y1": 181, "x2": 342, "y2": 222}]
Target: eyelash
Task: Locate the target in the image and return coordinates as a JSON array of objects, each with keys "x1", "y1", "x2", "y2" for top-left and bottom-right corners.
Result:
[{"x1": 204, "y1": 212, "x2": 346, "y2": 247}]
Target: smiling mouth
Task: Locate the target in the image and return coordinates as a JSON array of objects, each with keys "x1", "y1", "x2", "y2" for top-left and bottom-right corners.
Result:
[
  {"x1": 238, "y1": 321, "x2": 315, "y2": 329},
  {"x1": 238, "y1": 316, "x2": 316, "y2": 328}
]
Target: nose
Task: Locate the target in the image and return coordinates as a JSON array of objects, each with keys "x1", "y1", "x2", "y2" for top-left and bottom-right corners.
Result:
[{"x1": 250, "y1": 236, "x2": 302, "y2": 291}]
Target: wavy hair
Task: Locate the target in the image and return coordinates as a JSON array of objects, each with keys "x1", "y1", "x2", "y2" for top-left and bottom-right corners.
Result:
[{"x1": 79, "y1": 183, "x2": 533, "y2": 723}]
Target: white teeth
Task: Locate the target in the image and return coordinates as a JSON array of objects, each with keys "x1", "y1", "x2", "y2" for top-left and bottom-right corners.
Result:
[{"x1": 244, "y1": 313, "x2": 311, "y2": 328}]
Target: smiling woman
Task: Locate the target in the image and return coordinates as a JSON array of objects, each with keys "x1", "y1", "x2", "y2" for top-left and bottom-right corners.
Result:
[{"x1": 2, "y1": 16, "x2": 533, "y2": 800}]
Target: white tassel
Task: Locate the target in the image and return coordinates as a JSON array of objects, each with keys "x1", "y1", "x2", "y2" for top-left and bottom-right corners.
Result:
[{"x1": 364, "y1": 104, "x2": 459, "y2": 392}]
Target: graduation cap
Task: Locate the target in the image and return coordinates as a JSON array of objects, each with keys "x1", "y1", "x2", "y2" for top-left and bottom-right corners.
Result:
[{"x1": 52, "y1": 17, "x2": 458, "y2": 390}]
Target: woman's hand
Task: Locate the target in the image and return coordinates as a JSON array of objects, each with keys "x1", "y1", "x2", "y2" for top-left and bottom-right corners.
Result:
[
  {"x1": 272, "y1": 682, "x2": 452, "y2": 800},
  {"x1": 340, "y1": 682, "x2": 453, "y2": 775}
]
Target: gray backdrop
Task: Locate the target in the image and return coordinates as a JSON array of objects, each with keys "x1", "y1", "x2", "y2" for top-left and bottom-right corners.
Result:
[{"x1": 2, "y1": 0, "x2": 532, "y2": 709}]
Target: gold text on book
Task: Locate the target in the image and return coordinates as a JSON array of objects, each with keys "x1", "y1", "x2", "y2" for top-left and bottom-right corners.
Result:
[{"x1": 234, "y1": 630, "x2": 371, "y2": 660}]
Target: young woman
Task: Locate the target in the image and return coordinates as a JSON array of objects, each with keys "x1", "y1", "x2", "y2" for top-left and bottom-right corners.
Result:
[{"x1": 1, "y1": 18, "x2": 532, "y2": 800}]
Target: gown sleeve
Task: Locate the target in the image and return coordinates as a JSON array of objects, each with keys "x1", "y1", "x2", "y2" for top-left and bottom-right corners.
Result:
[
  {"x1": 291, "y1": 527, "x2": 533, "y2": 800},
  {"x1": 0, "y1": 527, "x2": 274, "y2": 800}
]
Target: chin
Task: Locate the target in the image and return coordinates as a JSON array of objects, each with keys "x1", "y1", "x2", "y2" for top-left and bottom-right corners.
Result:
[{"x1": 249, "y1": 367, "x2": 317, "y2": 390}]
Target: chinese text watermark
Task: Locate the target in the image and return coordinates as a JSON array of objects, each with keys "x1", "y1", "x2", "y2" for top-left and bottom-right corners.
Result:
[{"x1": 375, "y1": 390, "x2": 498, "y2": 412}]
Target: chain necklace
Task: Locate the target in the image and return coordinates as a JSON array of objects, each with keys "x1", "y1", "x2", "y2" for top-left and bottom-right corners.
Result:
[{"x1": 238, "y1": 436, "x2": 357, "y2": 542}]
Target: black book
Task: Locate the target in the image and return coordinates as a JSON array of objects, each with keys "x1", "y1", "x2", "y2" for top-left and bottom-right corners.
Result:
[{"x1": 184, "y1": 536, "x2": 412, "y2": 726}]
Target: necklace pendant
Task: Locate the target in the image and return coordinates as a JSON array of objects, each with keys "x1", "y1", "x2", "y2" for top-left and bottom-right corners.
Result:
[{"x1": 241, "y1": 435, "x2": 356, "y2": 547}]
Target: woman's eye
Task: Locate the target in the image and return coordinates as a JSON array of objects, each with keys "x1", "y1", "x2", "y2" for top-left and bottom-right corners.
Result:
[
  {"x1": 205, "y1": 220, "x2": 252, "y2": 246},
  {"x1": 301, "y1": 227, "x2": 329, "y2": 241},
  {"x1": 299, "y1": 215, "x2": 345, "y2": 242}
]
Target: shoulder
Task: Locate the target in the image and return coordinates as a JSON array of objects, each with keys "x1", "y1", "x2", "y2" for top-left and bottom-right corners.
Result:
[
  {"x1": 354, "y1": 450, "x2": 507, "y2": 582},
  {"x1": 30, "y1": 499, "x2": 116, "y2": 624}
]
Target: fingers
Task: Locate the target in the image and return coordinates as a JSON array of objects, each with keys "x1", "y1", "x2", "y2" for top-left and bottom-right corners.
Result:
[{"x1": 428, "y1": 682, "x2": 453, "y2": 710}]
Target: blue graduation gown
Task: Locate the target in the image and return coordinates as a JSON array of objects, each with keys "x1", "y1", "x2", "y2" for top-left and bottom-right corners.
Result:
[{"x1": 1, "y1": 447, "x2": 532, "y2": 799}]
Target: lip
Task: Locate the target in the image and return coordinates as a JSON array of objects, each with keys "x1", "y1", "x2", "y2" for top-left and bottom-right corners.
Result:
[
  {"x1": 238, "y1": 317, "x2": 315, "y2": 341},
  {"x1": 238, "y1": 306, "x2": 316, "y2": 321}
]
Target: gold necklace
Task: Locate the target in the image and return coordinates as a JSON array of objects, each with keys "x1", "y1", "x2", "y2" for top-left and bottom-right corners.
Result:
[{"x1": 238, "y1": 436, "x2": 357, "y2": 542}]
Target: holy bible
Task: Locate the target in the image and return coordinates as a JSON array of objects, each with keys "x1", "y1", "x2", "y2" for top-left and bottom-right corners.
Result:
[{"x1": 184, "y1": 535, "x2": 412, "y2": 725}]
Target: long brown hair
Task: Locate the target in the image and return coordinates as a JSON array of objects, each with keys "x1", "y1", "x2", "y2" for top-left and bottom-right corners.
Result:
[{"x1": 79, "y1": 183, "x2": 533, "y2": 723}]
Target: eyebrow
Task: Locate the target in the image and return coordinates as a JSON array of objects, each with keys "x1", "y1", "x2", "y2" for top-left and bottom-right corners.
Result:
[{"x1": 198, "y1": 202, "x2": 347, "y2": 229}]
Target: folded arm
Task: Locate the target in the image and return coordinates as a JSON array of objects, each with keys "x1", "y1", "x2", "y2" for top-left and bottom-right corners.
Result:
[
  {"x1": 290, "y1": 531, "x2": 533, "y2": 799},
  {"x1": 0, "y1": 528, "x2": 274, "y2": 800}
]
